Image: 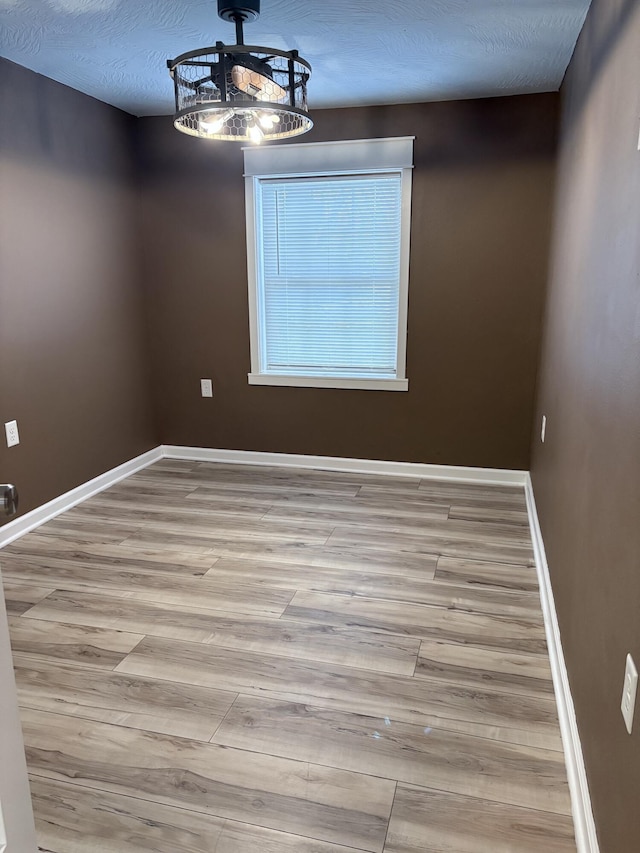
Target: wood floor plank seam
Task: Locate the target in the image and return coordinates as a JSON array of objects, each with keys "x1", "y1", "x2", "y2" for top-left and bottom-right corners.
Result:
[
  {"x1": 209, "y1": 691, "x2": 246, "y2": 745},
  {"x1": 280, "y1": 590, "x2": 547, "y2": 656},
  {"x1": 381, "y1": 781, "x2": 398, "y2": 853},
  {"x1": 428, "y1": 575, "x2": 541, "y2": 596},
  {"x1": 388, "y1": 789, "x2": 571, "y2": 820},
  {"x1": 279, "y1": 586, "x2": 545, "y2": 620},
  {"x1": 410, "y1": 648, "x2": 418, "y2": 678},
  {"x1": 13, "y1": 652, "x2": 240, "y2": 742},
  {"x1": 383, "y1": 783, "x2": 575, "y2": 852},
  {"x1": 118, "y1": 632, "x2": 147, "y2": 662},
  {"x1": 20, "y1": 593, "x2": 422, "y2": 677},
  {"x1": 16, "y1": 699, "x2": 225, "y2": 744},
  {"x1": 323, "y1": 529, "x2": 534, "y2": 568},
  {"x1": 206, "y1": 696, "x2": 570, "y2": 814},
  {"x1": 114, "y1": 635, "x2": 562, "y2": 742},
  {"x1": 437, "y1": 551, "x2": 538, "y2": 572},
  {"x1": 202, "y1": 559, "x2": 543, "y2": 606},
  {"x1": 28, "y1": 773, "x2": 380, "y2": 853},
  {"x1": 217, "y1": 689, "x2": 563, "y2": 752},
  {"x1": 205, "y1": 695, "x2": 568, "y2": 814},
  {"x1": 23, "y1": 708, "x2": 395, "y2": 852},
  {"x1": 27, "y1": 657, "x2": 559, "y2": 747}
]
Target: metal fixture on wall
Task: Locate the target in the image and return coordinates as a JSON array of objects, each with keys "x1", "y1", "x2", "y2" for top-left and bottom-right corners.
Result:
[
  {"x1": 1, "y1": 484, "x2": 18, "y2": 518},
  {"x1": 167, "y1": 0, "x2": 312, "y2": 143}
]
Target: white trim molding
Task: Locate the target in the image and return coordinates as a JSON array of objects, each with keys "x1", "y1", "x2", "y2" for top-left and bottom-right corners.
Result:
[
  {"x1": 525, "y1": 474, "x2": 600, "y2": 853},
  {"x1": 243, "y1": 136, "x2": 416, "y2": 177},
  {"x1": 0, "y1": 447, "x2": 162, "y2": 549},
  {"x1": 162, "y1": 445, "x2": 527, "y2": 486},
  {"x1": 247, "y1": 374, "x2": 409, "y2": 392},
  {"x1": 0, "y1": 445, "x2": 528, "y2": 552},
  {"x1": 0, "y1": 445, "x2": 525, "y2": 551}
]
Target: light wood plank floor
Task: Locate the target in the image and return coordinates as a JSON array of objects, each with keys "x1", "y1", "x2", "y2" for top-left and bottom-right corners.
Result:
[{"x1": 0, "y1": 461, "x2": 576, "y2": 852}]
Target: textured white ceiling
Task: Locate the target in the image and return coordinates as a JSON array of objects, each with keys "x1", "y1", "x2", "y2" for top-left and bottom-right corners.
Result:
[{"x1": 0, "y1": 0, "x2": 591, "y2": 116}]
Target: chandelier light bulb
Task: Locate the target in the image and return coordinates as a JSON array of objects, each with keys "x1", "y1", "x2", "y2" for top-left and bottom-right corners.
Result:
[
  {"x1": 258, "y1": 112, "x2": 280, "y2": 129},
  {"x1": 200, "y1": 108, "x2": 235, "y2": 134},
  {"x1": 248, "y1": 120, "x2": 265, "y2": 144}
]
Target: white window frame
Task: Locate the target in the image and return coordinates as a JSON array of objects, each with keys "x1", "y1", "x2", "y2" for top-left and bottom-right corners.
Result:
[{"x1": 243, "y1": 137, "x2": 414, "y2": 391}]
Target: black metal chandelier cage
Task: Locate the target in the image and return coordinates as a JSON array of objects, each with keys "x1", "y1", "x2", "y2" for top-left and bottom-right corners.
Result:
[{"x1": 167, "y1": 0, "x2": 312, "y2": 142}]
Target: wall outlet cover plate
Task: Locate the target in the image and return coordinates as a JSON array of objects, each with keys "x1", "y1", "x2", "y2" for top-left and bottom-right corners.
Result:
[{"x1": 4, "y1": 420, "x2": 19, "y2": 448}]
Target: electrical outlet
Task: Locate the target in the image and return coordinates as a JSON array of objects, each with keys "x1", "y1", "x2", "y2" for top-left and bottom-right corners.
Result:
[
  {"x1": 621, "y1": 653, "x2": 638, "y2": 734},
  {"x1": 200, "y1": 379, "x2": 213, "y2": 398},
  {"x1": 541, "y1": 415, "x2": 547, "y2": 443},
  {"x1": 4, "y1": 420, "x2": 19, "y2": 448}
]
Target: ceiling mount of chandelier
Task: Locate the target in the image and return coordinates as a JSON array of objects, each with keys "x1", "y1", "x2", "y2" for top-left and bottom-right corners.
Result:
[{"x1": 167, "y1": 0, "x2": 313, "y2": 143}]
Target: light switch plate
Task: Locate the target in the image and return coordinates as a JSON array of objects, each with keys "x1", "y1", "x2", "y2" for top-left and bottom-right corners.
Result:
[
  {"x1": 200, "y1": 379, "x2": 213, "y2": 398},
  {"x1": 4, "y1": 420, "x2": 19, "y2": 448},
  {"x1": 541, "y1": 415, "x2": 547, "y2": 443},
  {"x1": 621, "y1": 653, "x2": 638, "y2": 734}
]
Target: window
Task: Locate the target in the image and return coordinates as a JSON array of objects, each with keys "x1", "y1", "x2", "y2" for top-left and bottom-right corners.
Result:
[{"x1": 244, "y1": 137, "x2": 413, "y2": 390}]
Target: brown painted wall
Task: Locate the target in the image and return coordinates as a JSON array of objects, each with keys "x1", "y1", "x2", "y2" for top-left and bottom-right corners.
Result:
[
  {"x1": 531, "y1": 1, "x2": 640, "y2": 850},
  {"x1": 137, "y1": 94, "x2": 558, "y2": 469},
  {"x1": 0, "y1": 60, "x2": 156, "y2": 521}
]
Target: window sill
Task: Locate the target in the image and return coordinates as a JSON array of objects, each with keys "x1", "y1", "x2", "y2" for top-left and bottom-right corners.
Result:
[{"x1": 248, "y1": 374, "x2": 409, "y2": 391}]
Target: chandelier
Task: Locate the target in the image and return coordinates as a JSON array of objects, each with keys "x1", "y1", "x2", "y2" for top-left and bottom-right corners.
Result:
[{"x1": 167, "y1": 0, "x2": 313, "y2": 143}]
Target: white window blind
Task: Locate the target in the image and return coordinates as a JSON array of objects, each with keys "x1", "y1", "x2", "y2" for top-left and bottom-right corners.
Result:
[
  {"x1": 245, "y1": 137, "x2": 413, "y2": 391},
  {"x1": 256, "y1": 172, "x2": 403, "y2": 379}
]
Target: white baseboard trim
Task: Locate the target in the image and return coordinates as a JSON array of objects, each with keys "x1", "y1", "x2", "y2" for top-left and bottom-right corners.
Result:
[
  {"x1": 162, "y1": 445, "x2": 527, "y2": 486},
  {"x1": 525, "y1": 474, "x2": 599, "y2": 853},
  {"x1": 0, "y1": 447, "x2": 163, "y2": 549},
  {"x1": 0, "y1": 445, "x2": 527, "y2": 549}
]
